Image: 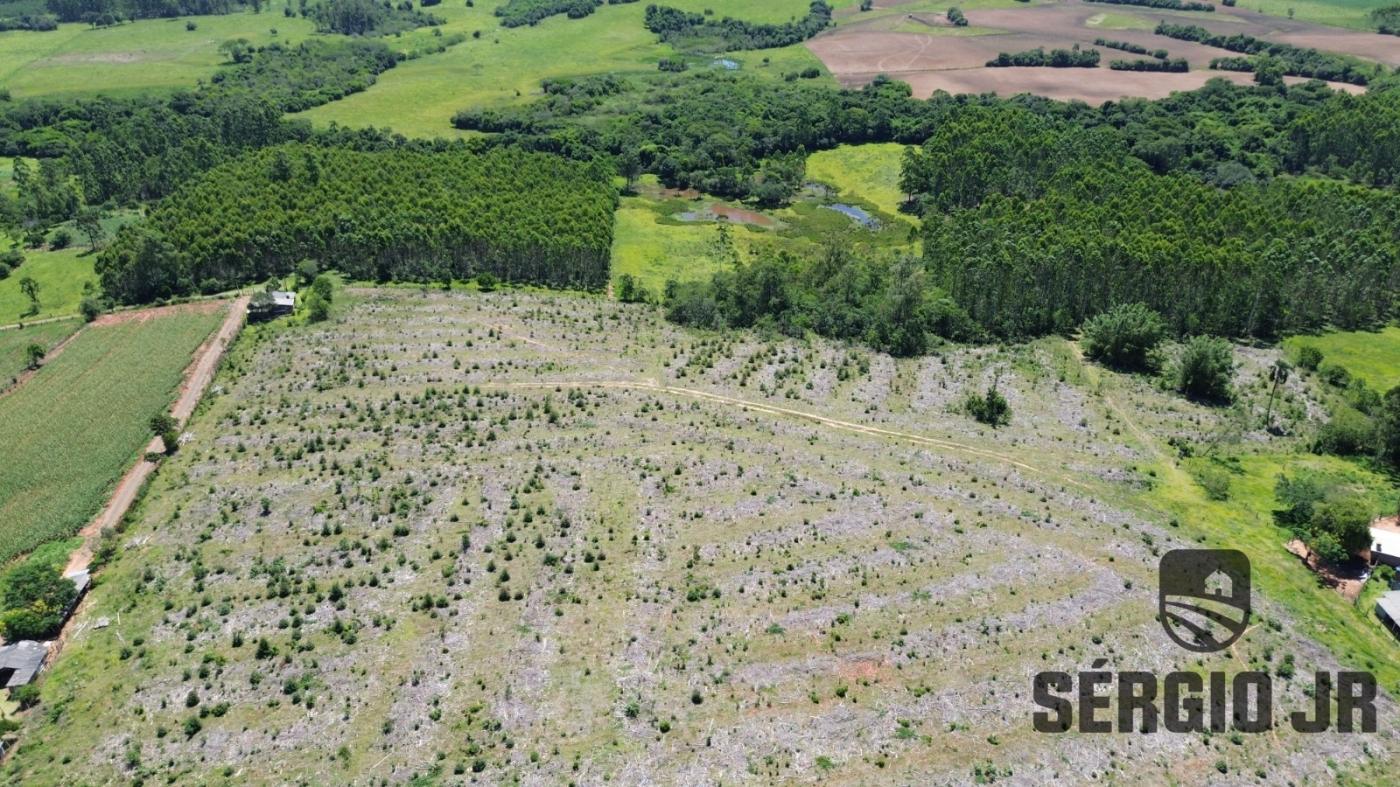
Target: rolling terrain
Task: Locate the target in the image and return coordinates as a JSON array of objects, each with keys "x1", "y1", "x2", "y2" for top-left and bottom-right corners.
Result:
[{"x1": 8, "y1": 288, "x2": 1397, "y2": 784}]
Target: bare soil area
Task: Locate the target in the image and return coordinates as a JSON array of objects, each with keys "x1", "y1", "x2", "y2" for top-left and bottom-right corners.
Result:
[{"x1": 810, "y1": 0, "x2": 1392, "y2": 102}]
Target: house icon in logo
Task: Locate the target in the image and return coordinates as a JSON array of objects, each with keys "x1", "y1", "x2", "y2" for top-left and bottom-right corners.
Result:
[
  {"x1": 1204, "y1": 568, "x2": 1233, "y2": 599},
  {"x1": 1159, "y1": 549, "x2": 1251, "y2": 653}
]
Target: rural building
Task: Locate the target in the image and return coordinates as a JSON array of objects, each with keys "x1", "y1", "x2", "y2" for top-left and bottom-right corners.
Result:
[
  {"x1": 248, "y1": 291, "x2": 296, "y2": 321},
  {"x1": 0, "y1": 641, "x2": 48, "y2": 689},
  {"x1": 1368, "y1": 525, "x2": 1400, "y2": 569},
  {"x1": 63, "y1": 569, "x2": 90, "y2": 621},
  {"x1": 1376, "y1": 591, "x2": 1400, "y2": 639}
]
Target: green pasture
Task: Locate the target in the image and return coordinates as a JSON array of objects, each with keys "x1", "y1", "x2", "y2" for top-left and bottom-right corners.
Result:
[
  {"x1": 0, "y1": 307, "x2": 223, "y2": 563},
  {"x1": 0, "y1": 246, "x2": 97, "y2": 323},
  {"x1": 1287, "y1": 327, "x2": 1400, "y2": 394},
  {"x1": 1148, "y1": 450, "x2": 1400, "y2": 694},
  {"x1": 1237, "y1": 0, "x2": 1394, "y2": 31},
  {"x1": 0, "y1": 11, "x2": 319, "y2": 99},
  {"x1": 296, "y1": 0, "x2": 830, "y2": 138},
  {"x1": 611, "y1": 196, "x2": 766, "y2": 298},
  {"x1": 805, "y1": 143, "x2": 916, "y2": 224},
  {"x1": 0, "y1": 315, "x2": 79, "y2": 385}
]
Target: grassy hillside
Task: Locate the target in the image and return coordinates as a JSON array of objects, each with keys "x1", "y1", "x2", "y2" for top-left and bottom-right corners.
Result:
[
  {"x1": 296, "y1": 0, "x2": 831, "y2": 137},
  {"x1": 0, "y1": 12, "x2": 319, "y2": 99},
  {"x1": 805, "y1": 143, "x2": 917, "y2": 225},
  {"x1": 0, "y1": 246, "x2": 97, "y2": 323},
  {"x1": 0, "y1": 315, "x2": 78, "y2": 386},
  {"x1": 1287, "y1": 327, "x2": 1400, "y2": 393},
  {"x1": 1237, "y1": 0, "x2": 1395, "y2": 31},
  {"x1": 0, "y1": 306, "x2": 221, "y2": 562}
]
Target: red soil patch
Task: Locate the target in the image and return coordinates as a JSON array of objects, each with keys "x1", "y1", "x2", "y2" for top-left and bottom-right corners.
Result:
[
  {"x1": 1285, "y1": 538, "x2": 1367, "y2": 601},
  {"x1": 711, "y1": 204, "x2": 774, "y2": 227},
  {"x1": 836, "y1": 657, "x2": 887, "y2": 683},
  {"x1": 90, "y1": 299, "x2": 226, "y2": 328}
]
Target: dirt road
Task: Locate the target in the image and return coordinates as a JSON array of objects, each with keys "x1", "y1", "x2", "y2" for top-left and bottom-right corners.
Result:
[{"x1": 63, "y1": 296, "x2": 249, "y2": 576}]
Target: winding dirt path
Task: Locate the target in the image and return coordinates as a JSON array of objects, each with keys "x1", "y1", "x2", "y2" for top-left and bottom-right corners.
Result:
[
  {"x1": 491, "y1": 379, "x2": 1092, "y2": 491},
  {"x1": 62, "y1": 296, "x2": 249, "y2": 576}
]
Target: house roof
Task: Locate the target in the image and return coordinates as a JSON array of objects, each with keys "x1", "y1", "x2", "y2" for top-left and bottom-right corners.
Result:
[
  {"x1": 1371, "y1": 527, "x2": 1400, "y2": 559},
  {"x1": 1378, "y1": 591, "x2": 1400, "y2": 627},
  {"x1": 271, "y1": 291, "x2": 296, "y2": 307},
  {"x1": 0, "y1": 641, "x2": 48, "y2": 688},
  {"x1": 65, "y1": 569, "x2": 90, "y2": 597}
]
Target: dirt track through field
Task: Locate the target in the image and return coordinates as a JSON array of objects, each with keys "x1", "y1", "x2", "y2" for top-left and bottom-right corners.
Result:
[
  {"x1": 63, "y1": 296, "x2": 249, "y2": 577},
  {"x1": 492, "y1": 379, "x2": 1091, "y2": 490}
]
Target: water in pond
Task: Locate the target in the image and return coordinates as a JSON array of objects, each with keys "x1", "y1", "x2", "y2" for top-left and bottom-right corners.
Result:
[
  {"x1": 714, "y1": 58, "x2": 739, "y2": 70},
  {"x1": 823, "y1": 203, "x2": 878, "y2": 229},
  {"x1": 675, "y1": 203, "x2": 774, "y2": 228}
]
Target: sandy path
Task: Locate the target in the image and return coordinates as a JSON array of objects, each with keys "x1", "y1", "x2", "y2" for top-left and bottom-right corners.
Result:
[{"x1": 62, "y1": 296, "x2": 249, "y2": 576}]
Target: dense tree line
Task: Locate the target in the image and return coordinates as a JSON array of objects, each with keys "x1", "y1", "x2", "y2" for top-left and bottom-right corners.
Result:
[
  {"x1": 209, "y1": 39, "x2": 401, "y2": 112},
  {"x1": 919, "y1": 152, "x2": 1400, "y2": 338},
  {"x1": 1110, "y1": 57, "x2": 1188, "y2": 72},
  {"x1": 1094, "y1": 38, "x2": 1168, "y2": 59},
  {"x1": 1288, "y1": 88, "x2": 1400, "y2": 187},
  {"x1": 1154, "y1": 22, "x2": 1379, "y2": 86},
  {"x1": 456, "y1": 73, "x2": 951, "y2": 203},
  {"x1": 96, "y1": 145, "x2": 617, "y2": 302},
  {"x1": 495, "y1": 0, "x2": 634, "y2": 27},
  {"x1": 301, "y1": 0, "x2": 440, "y2": 35},
  {"x1": 45, "y1": 0, "x2": 242, "y2": 23},
  {"x1": 453, "y1": 68, "x2": 1400, "y2": 207},
  {"x1": 643, "y1": 1, "x2": 831, "y2": 52},
  {"x1": 0, "y1": 12, "x2": 57, "y2": 29},
  {"x1": 1085, "y1": 0, "x2": 1212, "y2": 11},
  {"x1": 665, "y1": 245, "x2": 978, "y2": 356},
  {"x1": 986, "y1": 46, "x2": 1101, "y2": 68}
]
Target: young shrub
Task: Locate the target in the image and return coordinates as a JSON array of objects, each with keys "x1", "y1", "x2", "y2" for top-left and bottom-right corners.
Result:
[
  {"x1": 1313, "y1": 407, "x2": 1375, "y2": 456},
  {"x1": 1190, "y1": 463, "x2": 1232, "y2": 501},
  {"x1": 1174, "y1": 336, "x2": 1234, "y2": 403},
  {"x1": 964, "y1": 384, "x2": 1011, "y2": 427},
  {"x1": 1295, "y1": 344, "x2": 1323, "y2": 372}
]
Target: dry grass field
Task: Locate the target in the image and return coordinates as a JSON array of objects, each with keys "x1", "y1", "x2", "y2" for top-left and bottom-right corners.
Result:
[{"x1": 10, "y1": 288, "x2": 1396, "y2": 785}]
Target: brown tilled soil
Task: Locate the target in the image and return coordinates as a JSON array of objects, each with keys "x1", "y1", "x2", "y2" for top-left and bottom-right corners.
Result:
[
  {"x1": 89, "y1": 299, "x2": 226, "y2": 328},
  {"x1": 809, "y1": 0, "x2": 1392, "y2": 103}
]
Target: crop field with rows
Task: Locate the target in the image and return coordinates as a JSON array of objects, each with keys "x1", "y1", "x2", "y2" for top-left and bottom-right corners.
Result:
[{"x1": 0, "y1": 306, "x2": 223, "y2": 563}]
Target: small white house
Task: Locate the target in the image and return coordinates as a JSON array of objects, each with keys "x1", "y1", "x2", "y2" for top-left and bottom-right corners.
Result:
[{"x1": 1369, "y1": 526, "x2": 1400, "y2": 569}]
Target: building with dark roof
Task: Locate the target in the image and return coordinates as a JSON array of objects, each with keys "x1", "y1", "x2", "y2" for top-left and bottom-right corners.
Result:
[{"x1": 0, "y1": 641, "x2": 48, "y2": 688}]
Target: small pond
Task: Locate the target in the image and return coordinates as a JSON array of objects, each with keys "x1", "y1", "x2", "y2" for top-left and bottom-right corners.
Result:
[{"x1": 823, "y1": 203, "x2": 879, "y2": 229}]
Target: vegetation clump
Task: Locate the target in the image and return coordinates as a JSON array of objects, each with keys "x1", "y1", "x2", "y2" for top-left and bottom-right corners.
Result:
[
  {"x1": 1080, "y1": 303, "x2": 1166, "y2": 372},
  {"x1": 1274, "y1": 474, "x2": 1374, "y2": 563},
  {"x1": 643, "y1": 1, "x2": 832, "y2": 52},
  {"x1": 1173, "y1": 335, "x2": 1235, "y2": 403}
]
